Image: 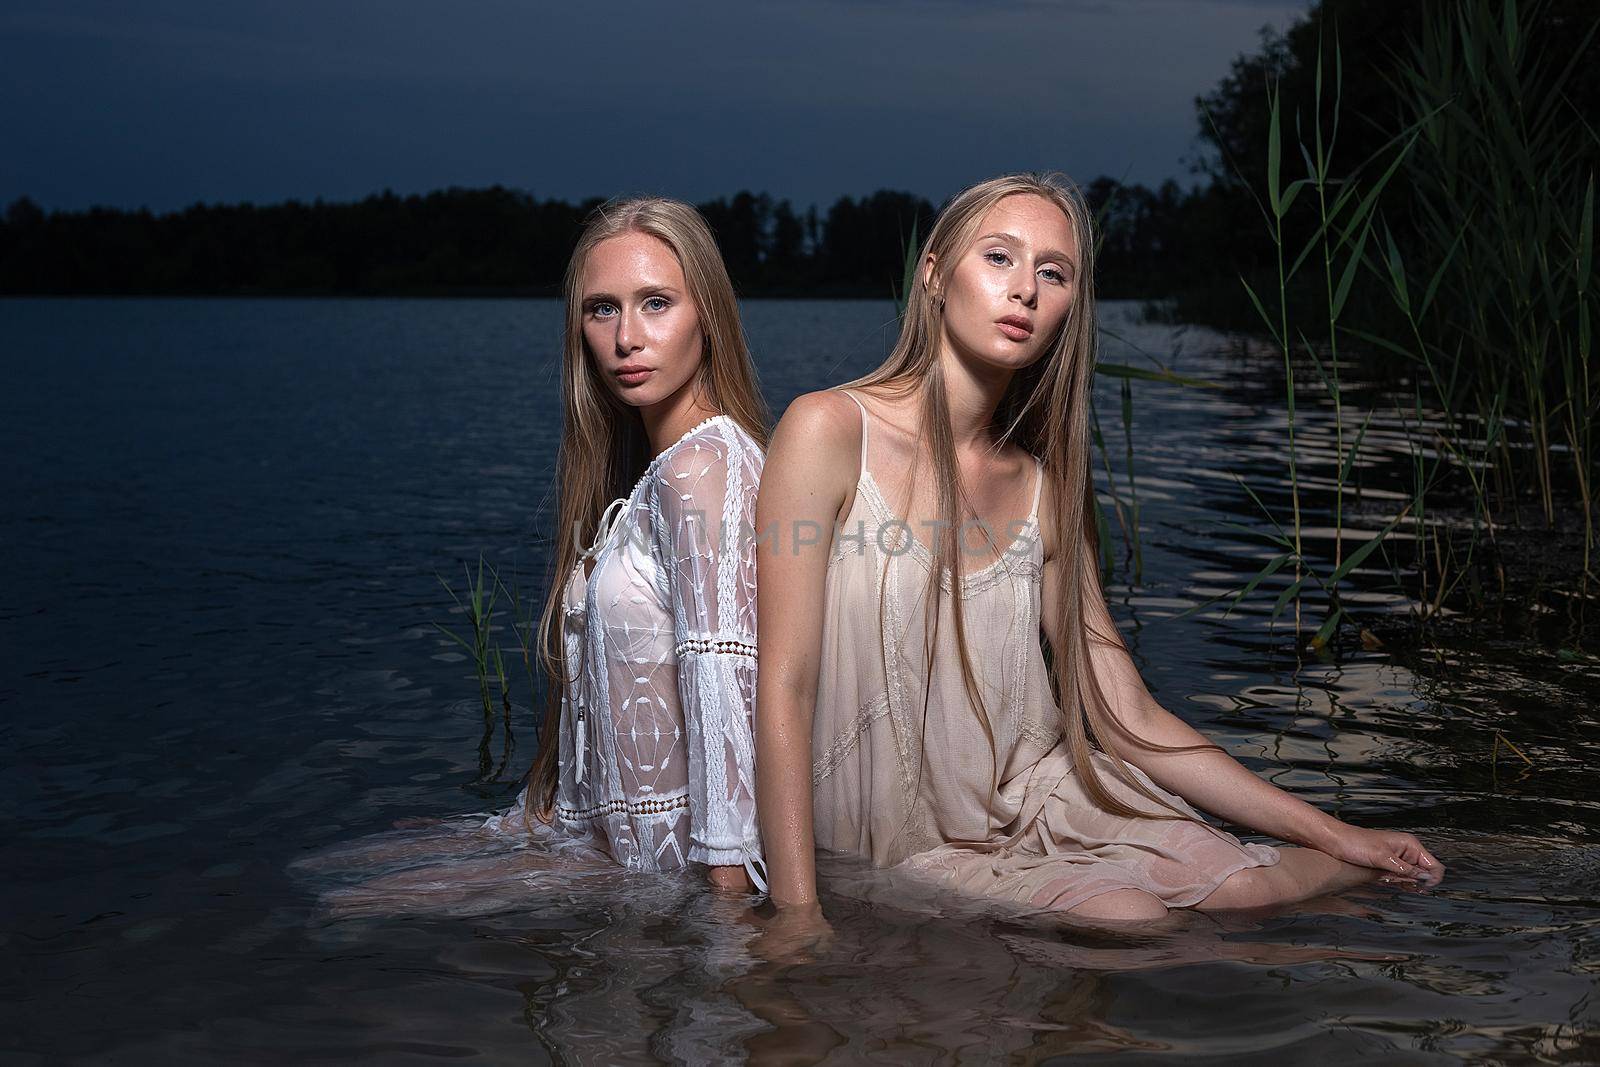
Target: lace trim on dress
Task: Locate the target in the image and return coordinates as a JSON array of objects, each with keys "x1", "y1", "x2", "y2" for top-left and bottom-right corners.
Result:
[
  {"x1": 1019, "y1": 717, "x2": 1062, "y2": 751},
  {"x1": 856, "y1": 473, "x2": 1042, "y2": 595},
  {"x1": 674, "y1": 636, "x2": 758, "y2": 659},
  {"x1": 813, "y1": 691, "x2": 891, "y2": 786},
  {"x1": 558, "y1": 792, "x2": 691, "y2": 822}
]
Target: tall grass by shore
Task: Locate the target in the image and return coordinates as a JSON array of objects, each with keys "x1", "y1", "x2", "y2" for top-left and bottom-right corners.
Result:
[
  {"x1": 1199, "y1": 0, "x2": 1597, "y2": 645},
  {"x1": 1383, "y1": 0, "x2": 1596, "y2": 550}
]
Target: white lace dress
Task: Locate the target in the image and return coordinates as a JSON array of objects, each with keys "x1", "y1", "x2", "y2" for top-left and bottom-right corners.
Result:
[{"x1": 500, "y1": 414, "x2": 766, "y2": 884}]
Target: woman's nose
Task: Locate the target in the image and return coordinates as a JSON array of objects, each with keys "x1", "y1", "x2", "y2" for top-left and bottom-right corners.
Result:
[
  {"x1": 615, "y1": 308, "x2": 643, "y2": 354},
  {"x1": 1012, "y1": 272, "x2": 1038, "y2": 307}
]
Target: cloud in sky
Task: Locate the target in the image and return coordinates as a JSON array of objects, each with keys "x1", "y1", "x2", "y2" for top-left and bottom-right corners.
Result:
[{"x1": 0, "y1": 0, "x2": 1309, "y2": 211}]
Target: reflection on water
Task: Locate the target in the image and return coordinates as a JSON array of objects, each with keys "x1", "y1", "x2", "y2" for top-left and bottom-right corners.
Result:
[{"x1": 3, "y1": 299, "x2": 1597, "y2": 1063}]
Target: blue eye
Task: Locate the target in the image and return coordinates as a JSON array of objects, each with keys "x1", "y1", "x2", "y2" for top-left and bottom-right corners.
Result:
[
  {"x1": 644, "y1": 296, "x2": 669, "y2": 311},
  {"x1": 1040, "y1": 267, "x2": 1065, "y2": 284},
  {"x1": 591, "y1": 302, "x2": 617, "y2": 318},
  {"x1": 984, "y1": 250, "x2": 1010, "y2": 266}
]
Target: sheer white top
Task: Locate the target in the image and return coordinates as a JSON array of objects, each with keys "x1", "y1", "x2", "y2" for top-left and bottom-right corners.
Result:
[{"x1": 541, "y1": 414, "x2": 765, "y2": 882}]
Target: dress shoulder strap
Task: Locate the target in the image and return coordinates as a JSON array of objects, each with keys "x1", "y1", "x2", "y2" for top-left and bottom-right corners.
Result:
[
  {"x1": 1028, "y1": 455, "x2": 1045, "y2": 522},
  {"x1": 837, "y1": 389, "x2": 870, "y2": 480}
]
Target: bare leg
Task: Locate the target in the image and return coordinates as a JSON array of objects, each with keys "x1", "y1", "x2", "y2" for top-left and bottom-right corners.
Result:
[
  {"x1": 1194, "y1": 847, "x2": 1376, "y2": 911},
  {"x1": 1065, "y1": 888, "x2": 1170, "y2": 922}
]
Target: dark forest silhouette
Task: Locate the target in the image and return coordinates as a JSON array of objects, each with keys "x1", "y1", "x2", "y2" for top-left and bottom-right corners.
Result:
[{"x1": 0, "y1": 183, "x2": 1189, "y2": 300}]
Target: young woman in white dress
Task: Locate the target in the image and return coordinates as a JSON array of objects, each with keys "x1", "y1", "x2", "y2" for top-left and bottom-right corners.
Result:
[
  {"x1": 752, "y1": 173, "x2": 1443, "y2": 939},
  {"x1": 504, "y1": 197, "x2": 769, "y2": 892}
]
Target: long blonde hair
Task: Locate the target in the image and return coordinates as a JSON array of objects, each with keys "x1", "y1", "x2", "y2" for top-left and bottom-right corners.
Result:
[
  {"x1": 523, "y1": 196, "x2": 770, "y2": 820},
  {"x1": 842, "y1": 172, "x2": 1216, "y2": 827}
]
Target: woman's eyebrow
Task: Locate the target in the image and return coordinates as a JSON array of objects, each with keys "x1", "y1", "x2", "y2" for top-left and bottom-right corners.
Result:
[
  {"x1": 582, "y1": 284, "x2": 682, "y2": 303},
  {"x1": 978, "y1": 231, "x2": 1075, "y2": 264}
]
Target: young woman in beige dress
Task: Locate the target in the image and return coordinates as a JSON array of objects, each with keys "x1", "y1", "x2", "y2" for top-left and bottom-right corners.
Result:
[{"x1": 752, "y1": 173, "x2": 1444, "y2": 936}]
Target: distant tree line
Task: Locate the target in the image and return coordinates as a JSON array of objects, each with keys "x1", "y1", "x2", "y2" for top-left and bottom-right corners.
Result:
[
  {"x1": 0, "y1": 187, "x2": 954, "y2": 299},
  {"x1": 0, "y1": 182, "x2": 1200, "y2": 300}
]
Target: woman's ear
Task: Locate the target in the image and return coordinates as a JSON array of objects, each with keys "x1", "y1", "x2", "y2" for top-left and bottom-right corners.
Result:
[{"x1": 921, "y1": 252, "x2": 946, "y2": 310}]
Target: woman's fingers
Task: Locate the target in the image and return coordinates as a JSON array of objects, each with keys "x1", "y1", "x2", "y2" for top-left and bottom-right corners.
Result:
[
  {"x1": 1335, "y1": 826, "x2": 1445, "y2": 888},
  {"x1": 1388, "y1": 855, "x2": 1426, "y2": 879},
  {"x1": 1379, "y1": 833, "x2": 1443, "y2": 886},
  {"x1": 1397, "y1": 833, "x2": 1445, "y2": 884},
  {"x1": 1414, "y1": 846, "x2": 1445, "y2": 885}
]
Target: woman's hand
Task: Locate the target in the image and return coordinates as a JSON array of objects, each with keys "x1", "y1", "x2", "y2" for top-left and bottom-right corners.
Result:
[
  {"x1": 1323, "y1": 824, "x2": 1445, "y2": 887},
  {"x1": 744, "y1": 901, "x2": 835, "y2": 964}
]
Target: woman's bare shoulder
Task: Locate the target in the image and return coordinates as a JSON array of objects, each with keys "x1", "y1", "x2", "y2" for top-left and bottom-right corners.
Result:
[
  {"x1": 772, "y1": 390, "x2": 863, "y2": 456},
  {"x1": 764, "y1": 389, "x2": 864, "y2": 498}
]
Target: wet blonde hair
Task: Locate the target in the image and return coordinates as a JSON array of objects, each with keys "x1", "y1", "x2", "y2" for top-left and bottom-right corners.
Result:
[
  {"x1": 842, "y1": 172, "x2": 1216, "y2": 828},
  {"x1": 523, "y1": 196, "x2": 770, "y2": 820}
]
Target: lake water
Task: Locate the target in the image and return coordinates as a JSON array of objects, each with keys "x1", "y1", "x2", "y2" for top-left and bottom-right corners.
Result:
[{"x1": 3, "y1": 298, "x2": 1597, "y2": 1064}]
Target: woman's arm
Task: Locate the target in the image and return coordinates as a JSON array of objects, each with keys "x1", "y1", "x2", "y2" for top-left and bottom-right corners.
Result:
[
  {"x1": 753, "y1": 391, "x2": 861, "y2": 909},
  {"x1": 1042, "y1": 504, "x2": 1443, "y2": 885},
  {"x1": 653, "y1": 432, "x2": 765, "y2": 889}
]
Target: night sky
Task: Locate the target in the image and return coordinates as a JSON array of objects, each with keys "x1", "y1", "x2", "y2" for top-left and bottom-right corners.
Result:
[{"x1": 1, "y1": 0, "x2": 1309, "y2": 212}]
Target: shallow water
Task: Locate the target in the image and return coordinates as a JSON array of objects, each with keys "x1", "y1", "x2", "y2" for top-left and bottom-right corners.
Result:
[{"x1": 3, "y1": 298, "x2": 1597, "y2": 1064}]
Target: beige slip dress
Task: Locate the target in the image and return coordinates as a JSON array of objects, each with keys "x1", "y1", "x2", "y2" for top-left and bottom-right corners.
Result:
[{"x1": 811, "y1": 389, "x2": 1279, "y2": 912}]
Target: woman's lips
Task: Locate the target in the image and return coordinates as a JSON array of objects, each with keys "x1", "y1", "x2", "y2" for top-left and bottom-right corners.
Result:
[
  {"x1": 996, "y1": 317, "x2": 1033, "y2": 341},
  {"x1": 615, "y1": 366, "x2": 653, "y2": 386}
]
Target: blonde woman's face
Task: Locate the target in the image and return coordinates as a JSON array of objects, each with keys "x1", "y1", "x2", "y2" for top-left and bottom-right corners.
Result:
[
  {"x1": 935, "y1": 193, "x2": 1079, "y2": 372},
  {"x1": 579, "y1": 232, "x2": 705, "y2": 408}
]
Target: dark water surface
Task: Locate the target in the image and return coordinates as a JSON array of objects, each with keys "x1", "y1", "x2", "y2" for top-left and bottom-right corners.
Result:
[{"x1": 4, "y1": 298, "x2": 1597, "y2": 1064}]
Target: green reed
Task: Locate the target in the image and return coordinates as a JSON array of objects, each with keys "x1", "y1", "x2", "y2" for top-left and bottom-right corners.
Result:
[
  {"x1": 1381, "y1": 0, "x2": 1597, "y2": 574},
  {"x1": 1200, "y1": 0, "x2": 1598, "y2": 643},
  {"x1": 435, "y1": 554, "x2": 517, "y2": 782},
  {"x1": 1199, "y1": 33, "x2": 1422, "y2": 646},
  {"x1": 1360, "y1": 222, "x2": 1508, "y2": 629}
]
